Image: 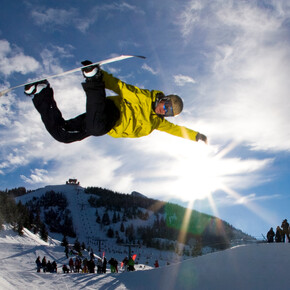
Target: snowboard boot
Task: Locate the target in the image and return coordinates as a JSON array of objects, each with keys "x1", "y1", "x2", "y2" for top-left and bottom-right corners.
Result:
[
  {"x1": 24, "y1": 80, "x2": 50, "y2": 96},
  {"x1": 81, "y1": 60, "x2": 103, "y2": 82}
]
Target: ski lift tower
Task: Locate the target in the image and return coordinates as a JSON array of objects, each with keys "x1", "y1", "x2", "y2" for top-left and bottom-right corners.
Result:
[{"x1": 122, "y1": 243, "x2": 140, "y2": 258}]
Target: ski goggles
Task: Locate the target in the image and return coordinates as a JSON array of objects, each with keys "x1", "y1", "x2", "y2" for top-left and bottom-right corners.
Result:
[{"x1": 163, "y1": 100, "x2": 174, "y2": 117}]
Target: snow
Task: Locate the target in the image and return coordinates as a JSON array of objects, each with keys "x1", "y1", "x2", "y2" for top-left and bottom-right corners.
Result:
[{"x1": 1, "y1": 224, "x2": 290, "y2": 290}]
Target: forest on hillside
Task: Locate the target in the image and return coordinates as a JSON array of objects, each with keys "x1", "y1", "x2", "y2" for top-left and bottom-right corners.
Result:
[{"x1": 85, "y1": 187, "x2": 253, "y2": 251}]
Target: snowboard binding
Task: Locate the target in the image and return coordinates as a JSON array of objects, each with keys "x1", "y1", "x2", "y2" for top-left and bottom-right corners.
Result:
[
  {"x1": 24, "y1": 80, "x2": 50, "y2": 96},
  {"x1": 81, "y1": 60, "x2": 103, "y2": 82}
]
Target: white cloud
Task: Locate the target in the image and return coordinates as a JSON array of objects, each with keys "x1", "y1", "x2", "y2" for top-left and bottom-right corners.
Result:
[
  {"x1": 142, "y1": 63, "x2": 158, "y2": 75},
  {"x1": 31, "y1": 8, "x2": 77, "y2": 26},
  {"x1": 234, "y1": 193, "x2": 281, "y2": 205},
  {"x1": 0, "y1": 39, "x2": 40, "y2": 76},
  {"x1": 174, "y1": 1, "x2": 290, "y2": 152},
  {"x1": 100, "y1": 2, "x2": 145, "y2": 14},
  {"x1": 20, "y1": 169, "x2": 51, "y2": 184},
  {"x1": 177, "y1": 0, "x2": 204, "y2": 37},
  {"x1": 174, "y1": 74, "x2": 196, "y2": 86},
  {"x1": 30, "y1": 3, "x2": 144, "y2": 33}
]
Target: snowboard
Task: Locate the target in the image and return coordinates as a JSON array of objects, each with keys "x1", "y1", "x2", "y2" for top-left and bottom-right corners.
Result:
[{"x1": 0, "y1": 55, "x2": 145, "y2": 97}]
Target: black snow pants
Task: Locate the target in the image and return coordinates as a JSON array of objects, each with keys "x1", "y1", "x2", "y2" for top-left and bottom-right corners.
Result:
[{"x1": 32, "y1": 81, "x2": 120, "y2": 143}]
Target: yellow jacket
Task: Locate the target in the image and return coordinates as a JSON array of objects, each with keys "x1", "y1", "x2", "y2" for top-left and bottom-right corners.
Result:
[{"x1": 102, "y1": 71, "x2": 199, "y2": 141}]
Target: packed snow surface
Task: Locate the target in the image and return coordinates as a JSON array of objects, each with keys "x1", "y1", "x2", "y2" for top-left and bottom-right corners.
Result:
[{"x1": 0, "y1": 224, "x2": 289, "y2": 290}]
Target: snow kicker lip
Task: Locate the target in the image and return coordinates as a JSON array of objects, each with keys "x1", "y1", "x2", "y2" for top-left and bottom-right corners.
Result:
[{"x1": 0, "y1": 55, "x2": 146, "y2": 97}]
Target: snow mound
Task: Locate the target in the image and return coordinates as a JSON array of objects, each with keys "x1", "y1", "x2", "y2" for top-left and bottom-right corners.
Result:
[{"x1": 0, "y1": 225, "x2": 290, "y2": 290}]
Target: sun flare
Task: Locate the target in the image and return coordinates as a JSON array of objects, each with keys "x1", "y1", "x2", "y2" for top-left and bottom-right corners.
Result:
[{"x1": 167, "y1": 142, "x2": 227, "y2": 202}]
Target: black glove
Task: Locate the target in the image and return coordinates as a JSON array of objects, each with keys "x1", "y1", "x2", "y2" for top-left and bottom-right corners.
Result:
[{"x1": 196, "y1": 133, "x2": 208, "y2": 144}]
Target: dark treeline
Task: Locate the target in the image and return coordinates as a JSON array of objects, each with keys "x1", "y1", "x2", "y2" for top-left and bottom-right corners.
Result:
[
  {"x1": 25, "y1": 191, "x2": 76, "y2": 237},
  {"x1": 85, "y1": 187, "x2": 250, "y2": 252},
  {"x1": 0, "y1": 189, "x2": 48, "y2": 241}
]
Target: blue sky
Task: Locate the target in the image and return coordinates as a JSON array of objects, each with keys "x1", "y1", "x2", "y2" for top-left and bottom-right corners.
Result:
[{"x1": 1, "y1": 0, "x2": 290, "y2": 238}]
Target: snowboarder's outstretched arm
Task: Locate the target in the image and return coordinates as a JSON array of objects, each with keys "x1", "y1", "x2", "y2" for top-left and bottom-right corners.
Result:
[{"x1": 157, "y1": 119, "x2": 207, "y2": 143}]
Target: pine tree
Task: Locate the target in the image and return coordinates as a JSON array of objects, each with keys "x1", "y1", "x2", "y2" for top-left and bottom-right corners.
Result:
[
  {"x1": 102, "y1": 212, "x2": 111, "y2": 226},
  {"x1": 107, "y1": 228, "x2": 114, "y2": 238},
  {"x1": 40, "y1": 223, "x2": 48, "y2": 242},
  {"x1": 61, "y1": 235, "x2": 68, "y2": 247},
  {"x1": 74, "y1": 238, "x2": 81, "y2": 253},
  {"x1": 120, "y1": 222, "x2": 125, "y2": 232},
  {"x1": 112, "y1": 212, "x2": 117, "y2": 223}
]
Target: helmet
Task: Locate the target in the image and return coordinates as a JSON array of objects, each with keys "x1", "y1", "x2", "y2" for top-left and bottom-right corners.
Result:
[{"x1": 168, "y1": 95, "x2": 183, "y2": 116}]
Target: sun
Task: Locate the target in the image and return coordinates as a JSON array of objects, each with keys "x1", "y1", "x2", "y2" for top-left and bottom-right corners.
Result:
[{"x1": 165, "y1": 141, "x2": 236, "y2": 202}]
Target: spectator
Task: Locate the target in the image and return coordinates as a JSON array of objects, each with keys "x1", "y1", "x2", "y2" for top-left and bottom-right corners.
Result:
[
  {"x1": 88, "y1": 258, "x2": 95, "y2": 273},
  {"x1": 128, "y1": 256, "x2": 135, "y2": 272},
  {"x1": 82, "y1": 258, "x2": 88, "y2": 273},
  {"x1": 69, "y1": 258, "x2": 74, "y2": 273},
  {"x1": 267, "y1": 227, "x2": 275, "y2": 243},
  {"x1": 122, "y1": 257, "x2": 129, "y2": 271},
  {"x1": 102, "y1": 257, "x2": 107, "y2": 273},
  {"x1": 275, "y1": 226, "x2": 282, "y2": 243},
  {"x1": 281, "y1": 219, "x2": 290, "y2": 242},
  {"x1": 75, "y1": 257, "x2": 81, "y2": 273},
  {"x1": 97, "y1": 258, "x2": 103, "y2": 274},
  {"x1": 62, "y1": 264, "x2": 69, "y2": 273},
  {"x1": 42, "y1": 256, "x2": 47, "y2": 273},
  {"x1": 109, "y1": 258, "x2": 118, "y2": 273},
  {"x1": 35, "y1": 256, "x2": 42, "y2": 273},
  {"x1": 52, "y1": 261, "x2": 57, "y2": 273},
  {"x1": 46, "y1": 260, "x2": 52, "y2": 273}
]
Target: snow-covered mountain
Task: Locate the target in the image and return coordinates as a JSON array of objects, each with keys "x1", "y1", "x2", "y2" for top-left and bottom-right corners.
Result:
[
  {"x1": 15, "y1": 183, "x2": 253, "y2": 265},
  {"x1": 0, "y1": 223, "x2": 289, "y2": 290},
  {"x1": 14, "y1": 183, "x2": 255, "y2": 264}
]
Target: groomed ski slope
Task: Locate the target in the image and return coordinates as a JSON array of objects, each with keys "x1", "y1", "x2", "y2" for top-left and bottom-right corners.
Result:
[{"x1": 0, "y1": 224, "x2": 289, "y2": 290}]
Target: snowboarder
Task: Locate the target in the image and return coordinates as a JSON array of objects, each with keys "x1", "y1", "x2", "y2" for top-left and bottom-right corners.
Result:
[{"x1": 24, "y1": 62, "x2": 207, "y2": 145}]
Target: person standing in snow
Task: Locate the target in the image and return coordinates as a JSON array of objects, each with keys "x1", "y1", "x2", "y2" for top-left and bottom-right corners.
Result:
[
  {"x1": 88, "y1": 258, "x2": 95, "y2": 273},
  {"x1": 46, "y1": 260, "x2": 52, "y2": 273},
  {"x1": 281, "y1": 219, "x2": 290, "y2": 242},
  {"x1": 102, "y1": 257, "x2": 107, "y2": 273},
  {"x1": 52, "y1": 261, "x2": 57, "y2": 273},
  {"x1": 62, "y1": 264, "x2": 69, "y2": 273},
  {"x1": 42, "y1": 256, "x2": 47, "y2": 273},
  {"x1": 127, "y1": 256, "x2": 135, "y2": 271},
  {"x1": 109, "y1": 257, "x2": 118, "y2": 273},
  {"x1": 69, "y1": 257, "x2": 74, "y2": 273},
  {"x1": 24, "y1": 63, "x2": 207, "y2": 145},
  {"x1": 275, "y1": 226, "x2": 282, "y2": 243},
  {"x1": 266, "y1": 227, "x2": 275, "y2": 243},
  {"x1": 97, "y1": 258, "x2": 103, "y2": 274},
  {"x1": 35, "y1": 256, "x2": 42, "y2": 273},
  {"x1": 82, "y1": 258, "x2": 88, "y2": 273}
]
